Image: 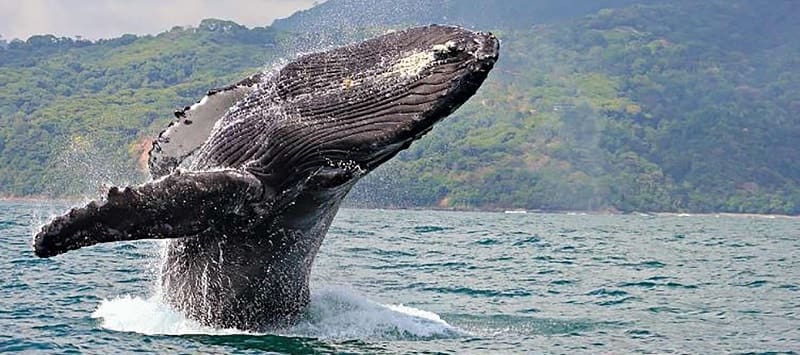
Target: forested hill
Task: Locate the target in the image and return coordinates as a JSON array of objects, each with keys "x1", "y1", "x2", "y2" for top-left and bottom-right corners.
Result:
[
  {"x1": 0, "y1": 1, "x2": 798, "y2": 214},
  {"x1": 0, "y1": 20, "x2": 284, "y2": 196},
  {"x1": 272, "y1": 0, "x2": 657, "y2": 32},
  {"x1": 351, "y1": 0, "x2": 800, "y2": 214}
]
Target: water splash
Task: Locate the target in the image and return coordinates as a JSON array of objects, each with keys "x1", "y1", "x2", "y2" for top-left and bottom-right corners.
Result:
[
  {"x1": 46, "y1": 134, "x2": 144, "y2": 199},
  {"x1": 91, "y1": 286, "x2": 462, "y2": 340},
  {"x1": 289, "y1": 286, "x2": 462, "y2": 340},
  {"x1": 92, "y1": 295, "x2": 223, "y2": 336}
]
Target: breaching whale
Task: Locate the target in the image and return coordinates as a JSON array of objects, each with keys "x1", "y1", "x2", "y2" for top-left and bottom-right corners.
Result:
[{"x1": 33, "y1": 25, "x2": 499, "y2": 331}]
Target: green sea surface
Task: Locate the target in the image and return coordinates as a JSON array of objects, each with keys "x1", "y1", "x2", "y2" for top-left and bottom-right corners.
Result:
[{"x1": 1, "y1": 202, "x2": 798, "y2": 353}]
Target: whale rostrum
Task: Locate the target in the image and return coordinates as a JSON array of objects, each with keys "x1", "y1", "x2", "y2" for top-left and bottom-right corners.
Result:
[{"x1": 33, "y1": 25, "x2": 500, "y2": 331}]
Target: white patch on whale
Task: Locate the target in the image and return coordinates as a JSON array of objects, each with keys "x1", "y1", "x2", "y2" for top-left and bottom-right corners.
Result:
[{"x1": 383, "y1": 50, "x2": 436, "y2": 79}]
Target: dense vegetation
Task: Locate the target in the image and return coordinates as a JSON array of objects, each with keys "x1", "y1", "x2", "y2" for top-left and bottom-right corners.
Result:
[
  {"x1": 0, "y1": 20, "x2": 282, "y2": 196},
  {"x1": 0, "y1": 1, "x2": 798, "y2": 214},
  {"x1": 352, "y1": 0, "x2": 800, "y2": 215}
]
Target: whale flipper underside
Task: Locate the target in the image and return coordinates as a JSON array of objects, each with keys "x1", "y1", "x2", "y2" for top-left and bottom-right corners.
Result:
[
  {"x1": 148, "y1": 74, "x2": 264, "y2": 178},
  {"x1": 33, "y1": 170, "x2": 264, "y2": 258}
]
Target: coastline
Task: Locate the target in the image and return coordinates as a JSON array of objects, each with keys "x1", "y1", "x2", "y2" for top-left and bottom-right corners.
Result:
[
  {"x1": 0, "y1": 196, "x2": 84, "y2": 204},
  {"x1": 342, "y1": 204, "x2": 800, "y2": 219},
  {"x1": 2, "y1": 197, "x2": 797, "y2": 219}
]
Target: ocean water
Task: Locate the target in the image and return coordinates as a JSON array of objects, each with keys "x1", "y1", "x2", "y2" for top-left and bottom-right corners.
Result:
[{"x1": 1, "y1": 201, "x2": 798, "y2": 354}]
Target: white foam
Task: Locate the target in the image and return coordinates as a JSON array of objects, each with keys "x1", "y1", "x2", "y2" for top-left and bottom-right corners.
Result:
[
  {"x1": 91, "y1": 286, "x2": 462, "y2": 340},
  {"x1": 289, "y1": 286, "x2": 461, "y2": 340},
  {"x1": 92, "y1": 295, "x2": 244, "y2": 336}
]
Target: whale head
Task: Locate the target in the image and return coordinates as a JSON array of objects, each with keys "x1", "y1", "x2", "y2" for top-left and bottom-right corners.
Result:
[{"x1": 253, "y1": 25, "x2": 500, "y2": 192}]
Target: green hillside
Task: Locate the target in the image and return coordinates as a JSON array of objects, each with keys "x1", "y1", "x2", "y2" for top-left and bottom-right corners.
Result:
[
  {"x1": 273, "y1": 0, "x2": 658, "y2": 32},
  {"x1": 0, "y1": 20, "x2": 283, "y2": 196},
  {"x1": 0, "y1": 1, "x2": 798, "y2": 214},
  {"x1": 351, "y1": 0, "x2": 800, "y2": 214}
]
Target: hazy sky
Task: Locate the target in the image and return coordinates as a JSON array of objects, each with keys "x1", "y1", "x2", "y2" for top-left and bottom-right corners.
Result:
[{"x1": 0, "y1": 0, "x2": 319, "y2": 41}]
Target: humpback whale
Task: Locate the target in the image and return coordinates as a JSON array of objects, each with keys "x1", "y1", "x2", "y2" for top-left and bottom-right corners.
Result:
[{"x1": 33, "y1": 25, "x2": 499, "y2": 331}]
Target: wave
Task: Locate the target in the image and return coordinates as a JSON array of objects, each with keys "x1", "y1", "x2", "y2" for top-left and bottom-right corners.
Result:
[{"x1": 91, "y1": 285, "x2": 462, "y2": 340}]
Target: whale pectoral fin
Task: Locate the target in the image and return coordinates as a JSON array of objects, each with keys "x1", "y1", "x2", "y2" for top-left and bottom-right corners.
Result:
[
  {"x1": 33, "y1": 169, "x2": 264, "y2": 258},
  {"x1": 148, "y1": 73, "x2": 264, "y2": 178}
]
